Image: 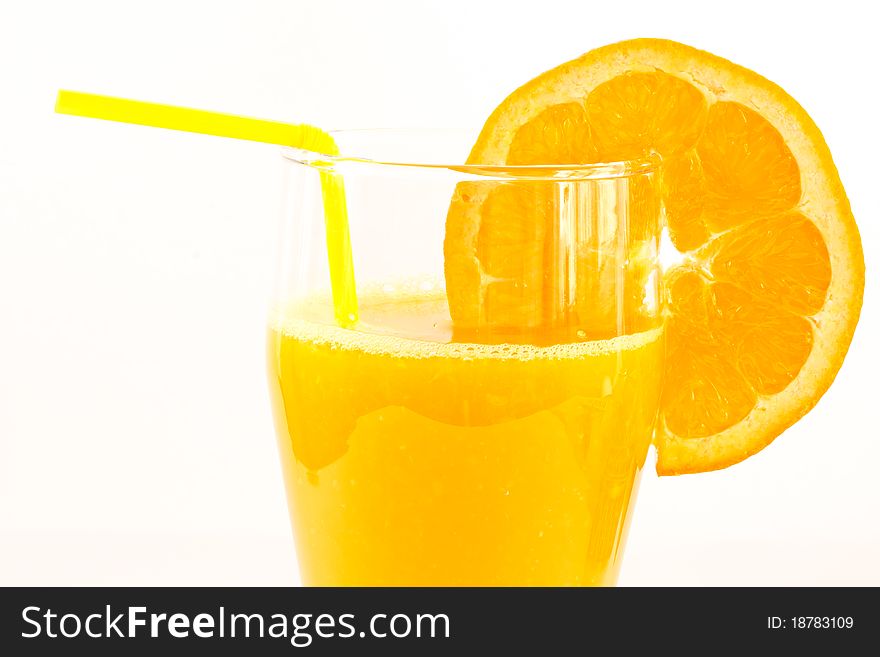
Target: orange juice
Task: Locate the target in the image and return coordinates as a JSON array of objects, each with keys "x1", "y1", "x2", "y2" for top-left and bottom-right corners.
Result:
[{"x1": 268, "y1": 289, "x2": 663, "y2": 586}]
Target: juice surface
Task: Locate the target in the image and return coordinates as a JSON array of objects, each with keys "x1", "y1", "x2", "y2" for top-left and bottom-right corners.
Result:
[{"x1": 268, "y1": 290, "x2": 663, "y2": 586}]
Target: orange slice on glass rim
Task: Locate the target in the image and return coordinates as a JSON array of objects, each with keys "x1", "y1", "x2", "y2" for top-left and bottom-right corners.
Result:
[{"x1": 444, "y1": 38, "x2": 864, "y2": 475}]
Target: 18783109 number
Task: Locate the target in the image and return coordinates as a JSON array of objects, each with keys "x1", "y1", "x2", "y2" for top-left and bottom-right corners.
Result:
[{"x1": 768, "y1": 617, "x2": 854, "y2": 630}]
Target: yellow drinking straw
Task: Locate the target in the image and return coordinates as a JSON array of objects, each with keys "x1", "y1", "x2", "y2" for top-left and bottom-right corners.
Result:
[{"x1": 55, "y1": 90, "x2": 358, "y2": 327}]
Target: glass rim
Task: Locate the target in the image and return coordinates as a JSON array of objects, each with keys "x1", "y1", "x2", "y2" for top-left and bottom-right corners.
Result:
[{"x1": 280, "y1": 128, "x2": 660, "y2": 181}]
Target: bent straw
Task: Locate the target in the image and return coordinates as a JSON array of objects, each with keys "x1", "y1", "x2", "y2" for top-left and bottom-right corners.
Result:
[{"x1": 55, "y1": 90, "x2": 358, "y2": 327}]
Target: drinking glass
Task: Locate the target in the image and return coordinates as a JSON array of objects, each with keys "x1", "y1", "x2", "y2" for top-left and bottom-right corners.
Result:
[{"x1": 267, "y1": 130, "x2": 664, "y2": 586}]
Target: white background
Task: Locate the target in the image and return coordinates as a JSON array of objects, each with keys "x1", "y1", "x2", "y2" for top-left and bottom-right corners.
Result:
[{"x1": 1, "y1": 0, "x2": 878, "y2": 585}]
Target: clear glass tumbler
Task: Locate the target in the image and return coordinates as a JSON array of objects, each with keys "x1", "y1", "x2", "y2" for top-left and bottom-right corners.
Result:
[{"x1": 267, "y1": 130, "x2": 664, "y2": 586}]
